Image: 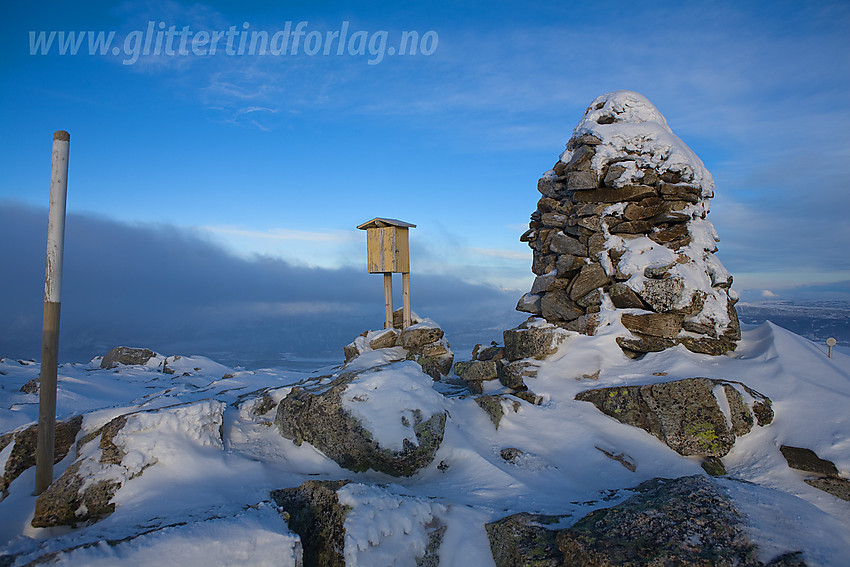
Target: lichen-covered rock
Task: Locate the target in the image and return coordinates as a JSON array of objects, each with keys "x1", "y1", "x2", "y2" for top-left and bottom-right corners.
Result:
[
  {"x1": 556, "y1": 476, "x2": 762, "y2": 566},
  {"x1": 100, "y1": 346, "x2": 157, "y2": 369},
  {"x1": 487, "y1": 476, "x2": 803, "y2": 567},
  {"x1": 1, "y1": 415, "x2": 83, "y2": 498},
  {"x1": 575, "y1": 378, "x2": 770, "y2": 457},
  {"x1": 518, "y1": 91, "x2": 741, "y2": 356},
  {"x1": 274, "y1": 362, "x2": 447, "y2": 476}
]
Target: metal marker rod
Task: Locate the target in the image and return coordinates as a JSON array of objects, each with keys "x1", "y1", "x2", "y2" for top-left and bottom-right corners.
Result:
[{"x1": 35, "y1": 130, "x2": 70, "y2": 495}]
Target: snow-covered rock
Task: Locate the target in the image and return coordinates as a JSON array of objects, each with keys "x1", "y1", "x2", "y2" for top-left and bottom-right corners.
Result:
[
  {"x1": 32, "y1": 400, "x2": 225, "y2": 527},
  {"x1": 520, "y1": 90, "x2": 740, "y2": 357},
  {"x1": 274, "y1": 360, "x2": 448, "y2": 476}
]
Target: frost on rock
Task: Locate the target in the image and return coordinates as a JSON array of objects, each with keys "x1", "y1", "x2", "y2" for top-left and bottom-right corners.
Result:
[{"x1": 520, "y1": 90, "x2": 740, "y2": 356}]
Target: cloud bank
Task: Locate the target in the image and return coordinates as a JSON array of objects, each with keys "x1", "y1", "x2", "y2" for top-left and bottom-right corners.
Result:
[{"x1": 0, "y1": 202, "x2": 524, "y2": 367}]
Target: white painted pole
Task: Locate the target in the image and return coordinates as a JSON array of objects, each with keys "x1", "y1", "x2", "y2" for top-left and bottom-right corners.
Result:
[{"x1": 36, "y1": 130, "x2": 70, "y2": 495}]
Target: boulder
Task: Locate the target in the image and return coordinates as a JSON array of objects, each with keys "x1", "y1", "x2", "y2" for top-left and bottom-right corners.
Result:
[
  {"x1": 487, "y1": 476, "x2": 803, "y2": 567},
  {"x1": 575, "y1": 378, "x2": 770, "y2": 457},
  {"x1": 454, "y1": 360, "x2": 499, "y2": 382},
  {"x1": 274, "y1": 362, "x2": 447, "y2": 476},
  {"x1": 556, "y1": 476, "x2": 763, "y2": 566},
  {"x1": 779, "y1": 446, "x2": 840, "y2": 476},
  {"x1": 100, "y1": 346, "x2": 157, "y2": 369}
]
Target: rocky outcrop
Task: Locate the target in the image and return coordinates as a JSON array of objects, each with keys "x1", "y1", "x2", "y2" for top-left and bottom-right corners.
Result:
[
  {"x1": 487, "y1": 476, "x2": 804, "y2": 566},
  {"x1": 100, "y1": 346, "x2": 157, "y2": 369},
  {"x1": 517, "y1": 91, "x2": 740, "y2": 356},
  {"x1": 575, "y1": 378, "x2": 772, "y2": 458},
  {"x1": 344, "y1": 312, "x2": 454, "y2": 379},
  {"x1": 0, "y1": 415, "x2": 83, "y2": 498},
  {"x1": 274, "y1": 362, "x2": 447, "y2": 477},
  {"x1": 32, "y1": 400, "x2": 225, "y2": 527}
]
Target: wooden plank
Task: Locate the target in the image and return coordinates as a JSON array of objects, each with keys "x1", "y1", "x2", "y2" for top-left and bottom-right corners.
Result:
[
  {"x1": 383, "y1": 273, "x2": 393, "y2": 329},
  {"x1": 402, "y1": 272, "x2": 411, "y2": 328}
]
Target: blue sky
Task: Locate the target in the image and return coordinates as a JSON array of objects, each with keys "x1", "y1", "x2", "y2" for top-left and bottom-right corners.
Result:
[{"x1": 1, "y1": 0, "x2": 849, "y2": 362}]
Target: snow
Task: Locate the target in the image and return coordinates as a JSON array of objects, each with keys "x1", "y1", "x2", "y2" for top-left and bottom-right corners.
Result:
[
  {"x1": 338, "y1": 483, "x2": 445, "y2": 566},
  {"x1": 342, "y1": 361, "x2": 448, "y2": 451},
  {"x1": 558, "y1": 90, "x2": 715, "y2": 196},
  {"x1": 1, "y1": 320, "x2": 849, "y2": 565}
]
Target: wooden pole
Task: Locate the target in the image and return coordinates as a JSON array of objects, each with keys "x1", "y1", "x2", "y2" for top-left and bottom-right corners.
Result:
[
  {"x1": 383, "y1": 273, "x2": 393, "y2": 329},
  {"x1": 36, "y1": 130, "x2": 70, "y2": 495},
  {"x1": 402, "y1": 272, "x2": 411, "y2": 328}
]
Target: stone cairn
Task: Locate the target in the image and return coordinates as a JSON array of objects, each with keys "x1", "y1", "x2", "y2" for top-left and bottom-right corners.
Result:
[{"x1": 516, "y1": 90, "x2": 740, "y2": 357}]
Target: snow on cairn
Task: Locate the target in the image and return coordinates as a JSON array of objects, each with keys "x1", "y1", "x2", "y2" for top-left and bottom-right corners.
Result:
[{"x1": 518, "y1": 90, "x2": 741, "y2": 357}]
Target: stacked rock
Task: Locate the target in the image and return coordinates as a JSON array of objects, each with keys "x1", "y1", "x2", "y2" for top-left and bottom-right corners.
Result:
[
  {"x1": 343, "y1": 309, "x2": 454, "y2": 379},
  {"x1": 516, "y1": 91, "x2": 740, "y2": 357}
]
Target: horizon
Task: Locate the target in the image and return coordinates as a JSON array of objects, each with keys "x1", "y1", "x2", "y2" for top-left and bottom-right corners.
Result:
[{"x1": 2, "y1": 0, "x2": 849, "y2": 363}]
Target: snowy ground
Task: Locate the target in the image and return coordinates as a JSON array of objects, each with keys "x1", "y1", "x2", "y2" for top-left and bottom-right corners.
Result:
[{"x1": 1, "y1": 321, "x2": 849, "y2": 566}]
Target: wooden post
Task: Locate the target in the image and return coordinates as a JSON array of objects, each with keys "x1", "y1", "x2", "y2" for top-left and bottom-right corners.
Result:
[
  {"x1": 383, "y1": 273, "x2": 393, "y2": 329},
  {"x1": 36, "y1": 130, "x2": 70, "y2": 495},
  {"x1": 402, "y1": 272, "x2": 411, "y2": 328}
]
